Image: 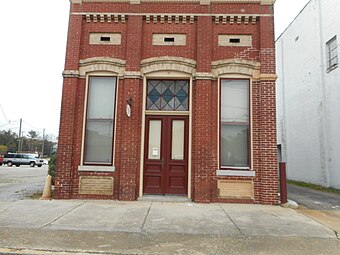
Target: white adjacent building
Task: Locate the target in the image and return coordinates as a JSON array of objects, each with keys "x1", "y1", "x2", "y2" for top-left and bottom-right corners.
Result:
[{"x1": 276, "y1": 0, "x2": 340, "y2": 189}]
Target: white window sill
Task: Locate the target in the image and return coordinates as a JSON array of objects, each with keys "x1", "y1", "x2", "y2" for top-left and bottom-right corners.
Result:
[
  {"x1": 78, "y1": 165, "x2": 115, "y2": 172},
  {"x1": 217, "y1": 169, "x2": 255, "y2": 177},
  {"x1": 327, "y1": 64, "x2": 338, "y2": 73}
]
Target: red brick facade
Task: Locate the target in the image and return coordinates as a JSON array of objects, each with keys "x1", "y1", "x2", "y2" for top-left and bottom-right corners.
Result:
[{"x1": 56, "y1": 0, "x2": 278, "y2": 204}]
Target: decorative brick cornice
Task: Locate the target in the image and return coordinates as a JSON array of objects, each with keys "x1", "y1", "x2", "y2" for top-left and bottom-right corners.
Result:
[
  {"x1": 85, "y1": 14, "x2": 127, "y2": 23},
  {"x1": 145, "y1": 15, "x2": 195, "y2": 24},
  {"x1": 71, "y1": 0, "x2": 275, "y2": 5},
  {"x1": 214, "y1": 15, "x2": 258, "y2": 25}
]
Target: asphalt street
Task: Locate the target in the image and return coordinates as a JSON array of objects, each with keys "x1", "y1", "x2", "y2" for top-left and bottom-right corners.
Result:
[
  {"x1": 287, "y1": 183, "x2": 340, "y2": 236},
  {"x1": 0, "y1": 165, "x2": 48, "y2": 201},
  {"x1": 288, "y1": 183, "x2": 340, "y2": 210}
]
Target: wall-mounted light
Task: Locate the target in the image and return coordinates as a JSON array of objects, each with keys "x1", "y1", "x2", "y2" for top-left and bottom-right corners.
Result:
[{"x1": 126, "y1": 97, "x2": 132, "y2": 118}]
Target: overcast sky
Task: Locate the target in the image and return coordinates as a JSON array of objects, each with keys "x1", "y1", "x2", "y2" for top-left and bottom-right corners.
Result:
[{"x1": 0, "y1": 0, "x2": 310, "y2": 140}]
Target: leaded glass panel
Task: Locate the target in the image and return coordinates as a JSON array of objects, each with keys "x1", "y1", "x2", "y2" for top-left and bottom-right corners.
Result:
[{"x1": 147, "y1": 80, "x2": 189, "y2": 111}]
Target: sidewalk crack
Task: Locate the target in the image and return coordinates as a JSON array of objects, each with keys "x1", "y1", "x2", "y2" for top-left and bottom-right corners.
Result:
[
  {"x1": 141, "y1": 202, "x2": 152, "y2": 232},
  {"x1": 39, "y1": 201, "x2": 86, "y2": 229},
  {"x1": 218, "y1": 204, "x2": 244, "y2": 236}
]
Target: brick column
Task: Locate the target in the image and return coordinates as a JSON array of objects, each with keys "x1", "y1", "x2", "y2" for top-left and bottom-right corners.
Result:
[
  {"x1": 55, "y1": 9, "x2": 83, "y2": 199},
  {"x1": 192, "y1": 16, "x2": 213, "y2": 202},
  {"x1": 259, "y1": 12, "x2": 279, "y2": 205},
  {"x1": 118, "y1": 15, "x2": 143, "y2": 200}
]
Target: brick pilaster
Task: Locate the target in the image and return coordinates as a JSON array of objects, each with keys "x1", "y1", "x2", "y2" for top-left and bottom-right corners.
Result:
[{"x1": 55, "y1": 7, "x2": 83, "y2": 199}]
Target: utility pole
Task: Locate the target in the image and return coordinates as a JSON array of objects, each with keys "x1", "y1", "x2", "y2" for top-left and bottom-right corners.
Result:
[
  {"x1": 18, "y1": 118, "x2": 22, "y2": 152},
  {"x1": 41, "y1": 128, "x2": 45, "y2": 158}
]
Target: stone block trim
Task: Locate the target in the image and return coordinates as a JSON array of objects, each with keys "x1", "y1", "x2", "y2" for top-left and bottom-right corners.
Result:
[
  {"x1": 89, "y1": 33, "x2": 122, "y2": 45},
  {"x1": 78, "y1": 57, "x2": 126, "y2": 77},
  {"x1": 140, "y1": 56, "x2": 196, "y2": 75}
]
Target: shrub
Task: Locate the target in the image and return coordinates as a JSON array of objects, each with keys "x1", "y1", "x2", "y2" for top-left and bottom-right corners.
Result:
[{"x1": 48, "y1": 153, "x2": 57, "y2": 185}]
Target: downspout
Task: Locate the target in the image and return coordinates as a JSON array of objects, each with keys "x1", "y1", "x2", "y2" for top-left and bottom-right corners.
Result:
[{"x1": 317, "y1": 0, "x2": 331, "y2": 187}]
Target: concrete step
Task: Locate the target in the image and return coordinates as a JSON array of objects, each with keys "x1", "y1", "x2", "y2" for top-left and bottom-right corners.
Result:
[{"x1": 138, "y1": 195, "x2": 191, "y2": 203}]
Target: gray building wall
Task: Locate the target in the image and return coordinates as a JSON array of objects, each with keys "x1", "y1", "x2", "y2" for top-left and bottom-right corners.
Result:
[{"x1": 276, "y1": 0, "x2": 340, "y2": 189}]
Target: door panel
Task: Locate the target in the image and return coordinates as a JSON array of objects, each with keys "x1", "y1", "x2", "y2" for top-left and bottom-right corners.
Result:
[{"x1": 144, "y1": 116, "x2": 188, "y2": 195}]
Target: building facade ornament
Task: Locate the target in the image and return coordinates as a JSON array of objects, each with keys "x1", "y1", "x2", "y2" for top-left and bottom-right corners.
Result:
[
  {"x1": 141, "y1": 56, "x2": 197, "y2": 75},
  {"x1": 78, "y1": 57, "x2": 126, "y2": 77}
]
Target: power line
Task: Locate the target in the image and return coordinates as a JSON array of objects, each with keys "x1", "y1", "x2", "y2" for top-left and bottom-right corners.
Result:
[
  {"x1": 22, "y1": 120, "x2": 44, "y2": 131},
  {"x1": 0, "y1": 104, "x2": 10, "y2": 123},
  {"x1": 0, "y1": 119, "x2": 20, "y2": 128}
]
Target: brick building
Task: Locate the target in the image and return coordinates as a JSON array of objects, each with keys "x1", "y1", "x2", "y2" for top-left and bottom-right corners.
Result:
[{"x1": 56, "y1": 0, "x2": 278, "y2": 204}]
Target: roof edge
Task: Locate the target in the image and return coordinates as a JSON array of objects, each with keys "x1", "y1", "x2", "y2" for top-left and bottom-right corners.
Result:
[{"x1": 70, "y1": 0, "x2": 275, "y2": 5}]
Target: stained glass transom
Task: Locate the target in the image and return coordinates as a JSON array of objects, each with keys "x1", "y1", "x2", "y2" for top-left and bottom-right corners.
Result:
[{"x1": 147, "y1": 80, "x2": 189, "y2": 111}]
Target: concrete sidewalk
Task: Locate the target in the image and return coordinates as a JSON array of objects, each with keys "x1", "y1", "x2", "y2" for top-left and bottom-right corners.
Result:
[{"x1": 0, "y1": 200, "x2": 339, "y2": 254}]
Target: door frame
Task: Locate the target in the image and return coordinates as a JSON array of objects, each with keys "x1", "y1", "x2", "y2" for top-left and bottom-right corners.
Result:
[{"x1": 139, "y1": 74, "x2": 193, "y2": 198}]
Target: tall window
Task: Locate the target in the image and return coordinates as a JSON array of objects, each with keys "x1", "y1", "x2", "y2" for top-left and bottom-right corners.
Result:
[
  {"x1": 220, "y1": 80, "x2": 249, "y2": 168},
  {"x1": 326, "y1": 36, "x2": 338, "y2": 71},
  {"x1": 84, "y1": 77, "x2": 116, "y2": 165}
]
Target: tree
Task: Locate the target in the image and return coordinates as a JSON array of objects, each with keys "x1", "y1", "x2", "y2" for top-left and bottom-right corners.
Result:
[
  {"x1": 27, "y1": 130, "x2": 38, "y2": 139},
  {"x1": 0, "y1": 145, "x2": 7, "y2": 154},
  {"x1": 0, "y1": 130, "x2": 17, "y2": 152}
]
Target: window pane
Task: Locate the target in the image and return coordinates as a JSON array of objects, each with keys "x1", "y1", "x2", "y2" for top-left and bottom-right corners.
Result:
[
  {"x1": 148, "y1": 120, "x2": 162, "y2": 160},
  {"x1": 329, "y1": 39, "x2": 337, "y2": 51},
  {"x1": 221, "y1": 124, "x2": 248, "y2": 167},
  {"x1": 85, "y1": 120, "x2": 113, "y2": 163},
  {"x1": 172, "y1": 120, "x2": 184, "y2": 160},
  {"x1": 330, "y1": 48, "x2": 338, "y2": 59},
  {"x1": 84, "y1": 76, "x2": 116, "y2": 164},
  {"x1": 221, "y1": 80, "x2": 249, "y2": 122},
  {"x1": 147, "y1": 80, "x2": 189, "y2": 111},
  {"x1": 88, "y1": 77, "x2": 116, "y2": 119},
  {"x1": 330, "y1": 57, "x2": 338, "y2": 67}
]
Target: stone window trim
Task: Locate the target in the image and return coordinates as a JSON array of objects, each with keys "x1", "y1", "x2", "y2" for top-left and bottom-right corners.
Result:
[
  {"x1": 218, "y1": 34, "x2": 252, "y2": 47},
  {"x1": 89, "y1": 33, "x2": 122, "y2": 45},
  {"x1": 152, "y1": 34, "x2": 186, "y2": 46},
  {"x1": 78, "y1": 165, "x2": 115, "y2": 172},
  {"x1": 216, "y1": 169, "x2": 255, "y2": 177}
]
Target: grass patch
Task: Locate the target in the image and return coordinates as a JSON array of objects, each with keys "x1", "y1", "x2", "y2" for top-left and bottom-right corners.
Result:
[
  {"x1": 29, "y1": 192, "x2": 42, "y2": 199},
  {"x1": 288, "y1": 179, "x2": 340, "y2": 195},
  {"x1": 28, "y1": 190, "x2": 55, "y2": 200}
]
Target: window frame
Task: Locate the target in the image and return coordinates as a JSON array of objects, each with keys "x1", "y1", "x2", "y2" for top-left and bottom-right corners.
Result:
[
  {"x1": 83, "y1": 75, "x2": 117, "y2": 166},
  {"x1": 219, "y1": 78, "x2": 251, "y2": 170},
  {"x1": 326, "y1": 36, "x2": 338, "y2": 72}
]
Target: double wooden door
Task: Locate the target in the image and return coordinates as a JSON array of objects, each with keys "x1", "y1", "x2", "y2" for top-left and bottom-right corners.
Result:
[{"x1": 143, "y1": 115, "x2": 188, "y2": 195}]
